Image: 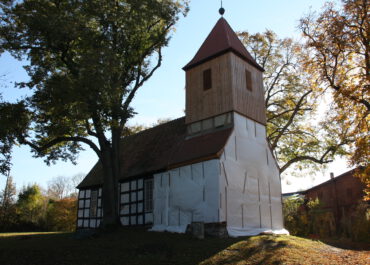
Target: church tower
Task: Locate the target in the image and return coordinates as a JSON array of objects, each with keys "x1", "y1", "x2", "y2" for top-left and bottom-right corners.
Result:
[{"x1": 184, "y1": 18, "x2": 266, "y2": 135}]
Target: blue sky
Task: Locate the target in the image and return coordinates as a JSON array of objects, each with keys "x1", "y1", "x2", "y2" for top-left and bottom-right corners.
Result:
[{"x1": 0, "y1": 0, "x2": 349, "y2": 193}]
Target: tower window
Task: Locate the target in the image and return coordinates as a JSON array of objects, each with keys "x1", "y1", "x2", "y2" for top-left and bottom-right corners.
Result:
[
  {"x1": 246, "y1": 70, "x2": 253, "y2": 91},
  {"x1": 203, "y1": 68, "x2": 212, "y2": 90}
]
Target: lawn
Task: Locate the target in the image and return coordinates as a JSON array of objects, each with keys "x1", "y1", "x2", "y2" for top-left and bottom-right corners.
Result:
[{"x1": 0, "y1": 229, "x2": 369, "y2": 265}]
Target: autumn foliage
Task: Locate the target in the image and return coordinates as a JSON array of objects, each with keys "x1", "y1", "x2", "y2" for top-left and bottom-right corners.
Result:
[
  {"x1": 46, "y1": 198, "x2": 77, "y2": 232},
  {"x1": 299, "y1": 0, "x2": 369, "y2": 199}
]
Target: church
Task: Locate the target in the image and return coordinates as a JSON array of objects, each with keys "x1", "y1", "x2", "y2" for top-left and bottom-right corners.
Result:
[{"x1": 77, "y1": 15, "x2": 287, "y2": 237}]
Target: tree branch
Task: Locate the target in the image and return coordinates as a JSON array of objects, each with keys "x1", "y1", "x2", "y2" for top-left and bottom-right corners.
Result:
[
  {"x1": 271, "y1": 89, "x2": 313, "y2": 150},
  {"x1": 20, "y1": 136, "x2": 101, "y2": 159}
]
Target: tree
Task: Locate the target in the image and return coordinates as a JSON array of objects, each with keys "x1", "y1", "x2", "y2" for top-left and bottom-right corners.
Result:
[
  {"x1": 237, "y1": 30, "x2": 347, "y2": 174},
  {"x1": 0, "y1": 0, "x2": 188, "y2": 227},
  {"x1": 46, "y1": 197, "x2": 77, "y2": 232},
  {"x1": 17, "y1": 184, "x2": 45, "y2": 226},
  {"x1": 299, "y1": 0, "x2": 369, "y2": 199},
  {"x1": 0, "y1": 173, "x2": 17, "y2": 230},
  {"x1": 47, "y1": 176, "x2": 73, "y2": 200},
  {"x1": 70, "y1": 173, "x2": 84, "y2": 198}
]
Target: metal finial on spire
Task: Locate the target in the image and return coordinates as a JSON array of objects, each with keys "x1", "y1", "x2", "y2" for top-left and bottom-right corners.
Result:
[{"x1": 219, "y1": 0, "x2": 225, "y2": 16}]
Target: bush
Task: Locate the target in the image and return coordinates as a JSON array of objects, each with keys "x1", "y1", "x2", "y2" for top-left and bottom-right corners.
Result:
[
  {"x1": 283, "y1": 196, "x2": 308, "y2": 236},
  {"x1": 46, "y1": 198, "x2": 77, "y2": 232}
]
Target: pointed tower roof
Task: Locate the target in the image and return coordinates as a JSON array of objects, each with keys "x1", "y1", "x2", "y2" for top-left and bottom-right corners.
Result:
[{"x1": 183, "y1": 18, "x2": 264, "y2": 71}]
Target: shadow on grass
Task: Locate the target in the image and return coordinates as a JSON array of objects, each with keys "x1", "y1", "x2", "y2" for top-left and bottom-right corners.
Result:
[
  {"x1": 320, "y1": 238, "x2": 370, "y2": 251},
  {"x1": 202, "y1": 236, "x2": 289, "y2": 265},
  {"x1": 0, "y1": 228, "x2": 241, "y2": 265}
]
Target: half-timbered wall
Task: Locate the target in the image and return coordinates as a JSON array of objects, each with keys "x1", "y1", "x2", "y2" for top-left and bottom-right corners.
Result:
[
  {"x1": 77, "y1": 187, "x2": 103, "y2": 229},
  {"x1": 119, "y1": 177, "x2": 154, "y2": 226}
]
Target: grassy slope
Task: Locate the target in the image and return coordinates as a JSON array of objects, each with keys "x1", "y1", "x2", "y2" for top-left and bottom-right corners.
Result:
[{"x1": 0, "y1": 229, "x2": 368, "y2": 265}]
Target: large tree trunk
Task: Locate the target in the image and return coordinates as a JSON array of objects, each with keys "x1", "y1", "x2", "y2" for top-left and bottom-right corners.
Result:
[{"x1": 100, "y1": 148, "x2": 120, "y2": 228}]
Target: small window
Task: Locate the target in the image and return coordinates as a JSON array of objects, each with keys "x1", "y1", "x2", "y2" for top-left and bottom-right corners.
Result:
[
  {"x1": 144, "y1": 179, "x2": 154, "y2": 212},
  {"x1": 246, "y1": 70, "x2": 252, "y2": 91},
  {"x1": 203, "y1": 69, "x2": 212, "y2": 90}
]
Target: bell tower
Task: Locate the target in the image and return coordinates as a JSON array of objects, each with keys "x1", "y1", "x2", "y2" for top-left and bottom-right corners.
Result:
[{"x1": 183, "y1": 17, "x2": 266, "y2": 133}]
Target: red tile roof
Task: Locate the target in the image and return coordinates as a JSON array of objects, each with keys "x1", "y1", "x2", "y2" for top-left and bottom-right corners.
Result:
[
  {"x1": 77, "y1": 117, "x2": 232, "y2": 188},
  {"x1": 183, "y1": 18, "x2": 264, "y2": 71}
]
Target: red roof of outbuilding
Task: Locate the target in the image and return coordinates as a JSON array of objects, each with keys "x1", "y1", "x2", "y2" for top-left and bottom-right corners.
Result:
[{"x1": 183, "y1": 18, "x2": 264, "y2": 71}]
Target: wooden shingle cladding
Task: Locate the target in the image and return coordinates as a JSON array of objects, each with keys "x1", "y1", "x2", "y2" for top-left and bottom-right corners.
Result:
[
  {"x1": 185, "y1": 53, "x2": 266, "y2": 125},
  {"x1": 77, "y1": 187, "x2": 102, "y2": 229}
]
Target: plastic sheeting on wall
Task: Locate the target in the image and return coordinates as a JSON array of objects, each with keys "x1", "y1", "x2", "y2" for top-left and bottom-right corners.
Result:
[
  {"x1": 151, "y1": 112, "x2": 288, "y2": 237},
  {"x1": 221, "y1": 113, "x2": 288, "y2": 237},
  {"x1": 151, "y1": 160, "x2": 220, "y2": 233}
]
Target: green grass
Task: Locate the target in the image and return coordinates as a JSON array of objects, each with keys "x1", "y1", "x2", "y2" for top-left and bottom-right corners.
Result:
[
  {"x1": 0, "y1": 229, "x2": 368, "y2": 265},
  {"x1": 0, "y1": 232, "x2": 62, "y2": 237}
]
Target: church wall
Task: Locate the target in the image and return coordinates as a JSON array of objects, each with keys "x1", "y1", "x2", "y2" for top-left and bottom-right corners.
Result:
[
  {"x1": 151, "y1": 159, "x2": 220, "y2": 233},
  {"x1": 219, "y1": 112, "x2": 286, "y2": 236}
]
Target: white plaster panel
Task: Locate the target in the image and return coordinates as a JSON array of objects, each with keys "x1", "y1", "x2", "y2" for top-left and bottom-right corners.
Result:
[
  {"x1": 138, "y1": 179, "x2": 143, "y2": 189},
  {"x1": 121, "y1": 194, "x2": 129, "y2": 204},
  {"x1": 121, "y1": 182, "x2": 129, "y2": 192},
  {"x1": 85, "y1": 190, "x2": 91, "y2": 198},
  {"x1": 131, "y1": 192, "x2": 137, "y2": 202},
  {"x1": 84, "y1": 209, "x2": 90, "y2": 218},
  {"x1": 131, "y1": 180, "x2": 137, "y2": 190},
  {"x1": 79, "y1": 190, "x2": 85, "y2": 199},
  {"x1": 138, "y1": 202, "x2": 143, "y2": 213},
  {"x1": 77, "y1": 219, "x2": 83, "y2": 227},
  {"x1": 131, "y1": 204, "x2": 136, "y2": 214},
  {"x1": 90, "y1": 219, "x2": 96, "y2": 228},
  {"x1": 121, "y1": 217, "x2": 129, "y2": 226},
  {"x1": 138, "y1": 190, "x2": 143, "y2": 201},
  {"x1": 120, "y1": 205, "x2": 129, "y2": 215}
]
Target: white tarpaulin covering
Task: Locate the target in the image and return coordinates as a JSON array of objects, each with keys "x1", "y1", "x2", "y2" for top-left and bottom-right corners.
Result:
[
  {"x1": 151, "y1": 112, "x2": 287, "y2": 237},
  {"x1": 221, "y1": 113, "x2": 287, "y2": 237},
  {"x1": 151, "y1": 160, "x2": 219, "y2": 233}
]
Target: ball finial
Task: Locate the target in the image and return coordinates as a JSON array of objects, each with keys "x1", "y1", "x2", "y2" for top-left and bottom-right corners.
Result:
[{"x1": 219, "y1": 7, "x2": 225, "y2": 16}]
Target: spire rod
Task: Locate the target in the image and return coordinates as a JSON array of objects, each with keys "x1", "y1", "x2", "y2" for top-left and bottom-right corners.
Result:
[{"x1": 219, "y1": 0, "x2": 225, "y2": 16}]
